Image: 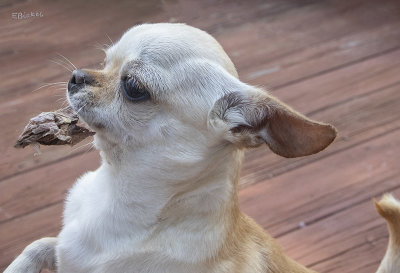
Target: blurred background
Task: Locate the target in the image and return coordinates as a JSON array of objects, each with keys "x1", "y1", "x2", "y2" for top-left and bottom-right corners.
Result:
[{"x1": 1, "y1": 0, "x2": 400, "y2": 272}]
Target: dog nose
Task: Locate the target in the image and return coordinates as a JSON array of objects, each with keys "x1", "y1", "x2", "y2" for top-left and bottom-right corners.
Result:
[
  {"x1": 70, "y1": 70, "x2": 87, "y2": 85},
  {"x1": 68, "y1": 69, "x2": 95, "y2": 94}
]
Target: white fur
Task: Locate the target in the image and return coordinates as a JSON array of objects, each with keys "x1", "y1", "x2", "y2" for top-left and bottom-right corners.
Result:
[
  {"x1": 5, "y1": 22, "x2": 399, "y2": 273},
  {"x1": 58, "y1": 23, "x2": 246, "y2": 273}
]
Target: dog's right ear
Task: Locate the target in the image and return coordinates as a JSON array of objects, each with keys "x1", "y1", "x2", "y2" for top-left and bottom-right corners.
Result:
[{"x1": 208, "y1": 89, "x2": 337, "y2": 158}]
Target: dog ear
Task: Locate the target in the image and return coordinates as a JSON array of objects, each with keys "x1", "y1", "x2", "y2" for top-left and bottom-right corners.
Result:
[{"x1": 208, "y1": 89, "x2": 337, "y2": 158}]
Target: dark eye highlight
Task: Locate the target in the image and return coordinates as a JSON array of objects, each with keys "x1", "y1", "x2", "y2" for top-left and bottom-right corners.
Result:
[{"x1": 121, "y1": 75, "x2": 150, "y2": 102}]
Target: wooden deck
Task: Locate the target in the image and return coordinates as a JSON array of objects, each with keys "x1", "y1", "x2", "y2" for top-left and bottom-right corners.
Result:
[{"x1": 1, "y1": 0, "x2": 400, "y2": 272}]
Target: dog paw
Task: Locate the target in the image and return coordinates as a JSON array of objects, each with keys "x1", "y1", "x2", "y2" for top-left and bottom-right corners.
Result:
[
  {"x1": 3, "y1": 238, "x2": 57, "y2": 273},
  {"x1": 3, "y1": 257, "x2": 41, "y2": 273}
]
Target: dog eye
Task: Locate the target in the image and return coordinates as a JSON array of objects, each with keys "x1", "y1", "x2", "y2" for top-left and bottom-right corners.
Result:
[{"x1": 121, "y1": 77, "x2": 150, "y2": 102}]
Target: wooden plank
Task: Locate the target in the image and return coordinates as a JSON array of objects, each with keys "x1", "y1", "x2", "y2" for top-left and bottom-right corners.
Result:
[
  {"x1": 270, "y1": 50, "x2": 400, "y2": 114},
  {"x1": 278, "y1": 185, "x2": 400, "y2": 272},
  {"x1": 0, "y1": 54, "x2": 399, "y2": 258},
  {"x1": 0, "y1": 203, "x2": 62, "y2": 271},
  {"x1": 230, "y1": 1, "x2": 400, "y2": 88},
  {"x1": 1, "y1": 0, "x2": 400, "y2": 271},
  {"x1": 1, "y1": 134, "x2": 398, "y2": 271},
  {"x1": 276, "y1": 189, "x2": 400, "y2": 272},
  {"x1": 0, "y1": 192, "x2": 394, "y2": 273},
  {"x1": 0, "y1": 0, "x2": 303, "y2": 101},
  {"x1": 240, "y1": 51, "x2": 400, "y2": 188},
  {"x1": 2, "y1": 0, "x2": 400, "y2": 181},
  {"x1": 311, "y1": 235, "x2": 388, "y2": 273},
  {"x1": 0, "y1": 151, "x2": 99, "y2": 223},
  {"x1": 3, "y1": 48, "x2": 400, "y2": 185},
  {"x1": 239, "y1": 129, "x2": 400, "y2": 237},
  {"x1": 2, "y1": 0, "x2": 399, "y2": 102},
  {"x1": 1, "y1": 77, "x2": 398, "y2": 228},
  {"x1": 0, "y1": 128, "x2": 398, "y2": 269},
  {"x1": 0, "y1": 0, "x2": 307, "y2": 180}
]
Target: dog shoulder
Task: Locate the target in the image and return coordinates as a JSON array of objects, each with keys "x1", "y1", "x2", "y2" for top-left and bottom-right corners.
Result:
[{"x1": 215, "y1": 213, "x2": 314, "y2": 273}]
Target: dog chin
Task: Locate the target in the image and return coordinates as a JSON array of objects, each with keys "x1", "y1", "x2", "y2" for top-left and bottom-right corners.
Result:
[
  {"x1": 67, "y1": 91, "x2": 90, "y2": 114},
  {"x1": 66, "y1": 96, "x2": 98, "y2": 131}
]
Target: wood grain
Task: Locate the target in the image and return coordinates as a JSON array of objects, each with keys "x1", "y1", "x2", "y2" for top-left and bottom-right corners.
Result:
[
  {"x1": 0, "y1": 203, "x2": 62, "y2": 271},
  {"x1": 2, "y1": 57, "x2": 398, "y2": 230},
  {"x1": 278, "y1": 189, "x2": 400, "y2": 273},
  {"x1": 240, "y1": 129, "x2": 400, "y2": 237},
  {"x1": 241, "y1": 50, "x2": 400, "y2": 188},
  {"x1": 0, "y1": 151, "x2": 99, "y2": 223},
  {"x1": 2, "y1": 0, "x2": 400, "y2": 181},
  {"x1": 1, "y1": 0, "x2": 400, "y2": 272}
]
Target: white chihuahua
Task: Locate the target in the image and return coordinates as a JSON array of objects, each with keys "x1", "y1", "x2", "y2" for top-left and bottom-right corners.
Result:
[{"x1": 5, "y1": 23, "x2": 400, "y2": 273}]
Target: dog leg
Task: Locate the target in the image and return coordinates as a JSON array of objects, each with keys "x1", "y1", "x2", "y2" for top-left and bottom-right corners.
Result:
[
  {"x1": 375, "y1": 194, "x2": 400, "y2": 273},
  {"x1": 4, "y1": 237, "x2": 57, "y2": 273}
]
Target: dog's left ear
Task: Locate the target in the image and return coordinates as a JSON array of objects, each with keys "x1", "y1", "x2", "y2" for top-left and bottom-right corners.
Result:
[{"x1": 208, "y1": 89, "x2": 337, "y2": 158}]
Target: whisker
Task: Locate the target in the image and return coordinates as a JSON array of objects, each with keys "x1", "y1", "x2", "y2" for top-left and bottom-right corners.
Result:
[
  {"x1": 106, "y1": 33, "x2": 115, "y2": 47},
  {"x1": 84, "y1": 142, "x2": 96, "y2": 155},
  {"x1": 52, "y1": 57, "x2": 74, "y2": 71},
  {"x1": 32, "y1": 82, "x2": 68, "y2": 92},
  {"x1": 54, "y1": 94, "x2": 67, "y2": 99},
  {"x1": 94, "y1": 43, "x2": 108, "y2": 53},
  {"x1": 48, "y1": 86, "x2": 67, "y2": 93},
  {"x1": 76, "y1": 102, "x2": 88, "y2": 115},
  {"x1": 50, "y1": 59, "x2": 73, "y2": 72},
  {"x1": 58, "y1": 96, "x2": 70, "y2": 107},
  {"x1": 57, "y1": 100, "x2": 69, "y2": 108},
  {"x1": 56, "y1": 53, "x2": 77, "y2": 70},
  {"x1": 60, "y1": 100, "x2": 69, "y2": 108},
  {"x1": 56, "y1": 97, "x2": 66, "y2": 102},
  {"x1": 69, "y1": 140, "x2": 95, "y2": 155},
  {"x1": 54, "y1": 86, "x2": 68, "y2": 90}
]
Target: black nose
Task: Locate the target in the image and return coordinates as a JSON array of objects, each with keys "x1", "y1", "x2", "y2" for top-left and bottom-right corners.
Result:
[
  {"x1": 68, "y1": 69, "x2": 95, "y2": 94},
  {"x1": 70, "y1": 69, "x2": 87, "y2": 85}
]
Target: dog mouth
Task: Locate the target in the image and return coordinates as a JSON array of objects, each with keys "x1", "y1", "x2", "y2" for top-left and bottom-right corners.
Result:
[
  {"x1": 66, "y1": 89, "x2": 109, "y2": 133},
  {"x1": 67, "y1": 69, "x2": 97, "y2": 115},
  {"x1": 66, "y1": 87, "x2": 96, "y2": 126},
  {"x1": 67, "y1": 90, "x2": 91, "y2": 114},
  {"x1": 66, "y1": 70, "x2": 111, "y2": 132}
]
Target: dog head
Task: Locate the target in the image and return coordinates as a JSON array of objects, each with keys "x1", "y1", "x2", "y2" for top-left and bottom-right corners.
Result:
[{"x1": 67, "y1": 23, "x2": 336, "y2": 165}]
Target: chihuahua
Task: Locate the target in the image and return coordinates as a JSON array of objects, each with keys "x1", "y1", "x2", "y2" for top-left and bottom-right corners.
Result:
[{"x1": 5, "y1": 23, "x2": 400, "y2": 273}]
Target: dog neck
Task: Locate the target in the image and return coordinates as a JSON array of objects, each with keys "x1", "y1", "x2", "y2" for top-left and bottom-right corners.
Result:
[{"x1": 93, "y1": 134, "x2": 244, "y2": 262}]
